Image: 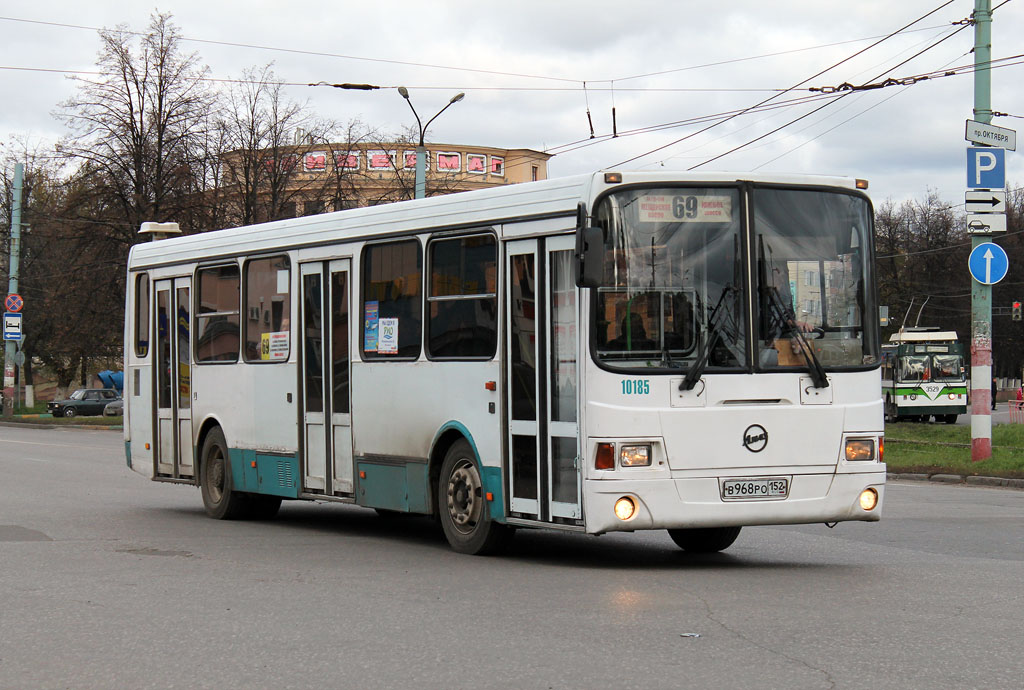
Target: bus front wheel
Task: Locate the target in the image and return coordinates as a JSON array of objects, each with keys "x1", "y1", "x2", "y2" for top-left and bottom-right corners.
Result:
[
  {"x1": 438, "y1": 440, "x2": 512, "y2": 555},
  {"x1": 200, "y1": 427, "x2": 249, "y2": 520},
  {"x1": 667, "y1": 526, "x2": 742, "y2": 553}
]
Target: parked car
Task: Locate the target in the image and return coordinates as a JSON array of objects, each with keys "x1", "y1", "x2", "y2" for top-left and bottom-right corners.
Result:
[
  {"x1": 103, "y1": 399, "x2": 124, "y2": 416},
  {"x1": 47, "y1": 389, "x2": 120, "y2": 417}
]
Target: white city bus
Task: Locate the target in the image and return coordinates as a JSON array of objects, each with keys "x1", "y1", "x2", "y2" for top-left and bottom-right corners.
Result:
[{"x1": 123, "y1": 171, "x2": 885, "y2": 555}]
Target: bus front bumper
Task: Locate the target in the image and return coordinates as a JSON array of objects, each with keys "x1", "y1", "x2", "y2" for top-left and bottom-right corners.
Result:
[{"x1": 584, "y1": 470, "x2": 886, "y2": 535}]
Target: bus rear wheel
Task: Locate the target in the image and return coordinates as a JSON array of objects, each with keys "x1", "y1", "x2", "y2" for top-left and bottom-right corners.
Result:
[
  {"x1": 438, "y1": 440, "x2": 512, "y2": 555},
  {"x1": 667, "y1": 526, "x2": 742, "y2": 553},
  {"x1": 200, "y1": 427, "x2": 250, "y2": 520}
]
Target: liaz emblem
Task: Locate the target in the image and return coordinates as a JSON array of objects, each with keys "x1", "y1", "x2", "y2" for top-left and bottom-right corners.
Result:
[{"x1": 743, "y1": 424, "x2": 768, "y2": 453}]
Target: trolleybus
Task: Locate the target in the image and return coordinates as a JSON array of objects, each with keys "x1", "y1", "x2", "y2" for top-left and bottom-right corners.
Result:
[
  {"x1": 123, "y1": 171, "x2": 885, "y2": 554},
  {"x1": 882, "y1": 328, "x2": 967, "y2": 423}
]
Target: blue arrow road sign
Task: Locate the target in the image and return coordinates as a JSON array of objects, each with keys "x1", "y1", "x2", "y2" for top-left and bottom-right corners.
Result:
[
  {"x1": 968, "y1": 242, "x2": 1009, "y2": 285},
  {"x1": 3, "y1": 312, "x2": 23, "y2": 341},
  {"x1": 967, "y1": 147, "x2": 1006, "y2": 189}
]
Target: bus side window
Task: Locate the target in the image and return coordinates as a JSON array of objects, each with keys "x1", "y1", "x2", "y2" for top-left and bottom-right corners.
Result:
[
  {"x1": 426, "y1": 234, "x2": 497, "y2": 359},
  {"x1": 243, "y1": 256, "x2": 291, "y2": 362},
  {"x1": 361, "y1": 239, "x2": 423, "y2": 360}
]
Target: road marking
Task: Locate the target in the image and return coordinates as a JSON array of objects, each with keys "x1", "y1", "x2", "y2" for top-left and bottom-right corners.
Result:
[{"x1": 0, "y1": 438, "x2": 110, "y2": 451}]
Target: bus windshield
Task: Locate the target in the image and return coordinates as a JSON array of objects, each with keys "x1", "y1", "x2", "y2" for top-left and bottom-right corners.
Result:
[
  {"x1": 593, "y1": 187, "x2": 744, "y2": 371},
  {"x1": 592, "y1": 185, "x2": 877, "y2": 373}
]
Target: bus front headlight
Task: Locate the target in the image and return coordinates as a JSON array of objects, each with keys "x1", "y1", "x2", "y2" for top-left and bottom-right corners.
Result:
[{"x1": 619, "y1": 444, "x2": 652, "y2": 467}]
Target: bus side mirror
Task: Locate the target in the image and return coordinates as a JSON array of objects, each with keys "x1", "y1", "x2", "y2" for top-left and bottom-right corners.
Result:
[{"x1": 575, "y1": 226, "x2": 603, "y2": 288}]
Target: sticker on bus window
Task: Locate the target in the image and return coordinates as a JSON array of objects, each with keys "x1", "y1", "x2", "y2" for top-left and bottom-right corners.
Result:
[
  {"x1": 364, "y1": 301, "x2": 379, "y2": 352},
  {"x1": 637, "y1": 194, "x2": 732, "y2": 223},
  {"x1": 378, "y1": 318, "x2": 398, "y2": 354},
  {"x1": 260, "y1": 331, "x2": 289, "y2": 361}
]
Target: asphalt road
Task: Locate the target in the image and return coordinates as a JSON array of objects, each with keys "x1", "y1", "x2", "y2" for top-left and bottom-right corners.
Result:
[{"x1": 2, "y1": 425, "x2": 1023, "y2": 689}]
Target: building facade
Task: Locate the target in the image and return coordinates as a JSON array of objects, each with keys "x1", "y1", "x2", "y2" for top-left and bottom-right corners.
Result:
[{"x1": 221, "y1": 139, "x2": 551, "y2": 223}]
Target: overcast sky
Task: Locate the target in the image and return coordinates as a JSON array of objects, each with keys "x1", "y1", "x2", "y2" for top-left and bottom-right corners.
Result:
[{"x1": 0, "y1": 1, "x2": 1020, "y2": 208}]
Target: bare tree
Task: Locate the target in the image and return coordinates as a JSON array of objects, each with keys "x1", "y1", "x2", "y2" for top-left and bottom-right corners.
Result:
[{"x1": 56, "y1": 11, "x2": 213, "y2": 239}]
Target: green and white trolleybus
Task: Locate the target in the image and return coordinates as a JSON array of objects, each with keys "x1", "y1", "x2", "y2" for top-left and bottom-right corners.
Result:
[
  {"x1": 882, "y1": 328, "x2": 967, "y2": 424},
  {"x1": 123, "y1": 171, "x2": 885, "y2": 554}
]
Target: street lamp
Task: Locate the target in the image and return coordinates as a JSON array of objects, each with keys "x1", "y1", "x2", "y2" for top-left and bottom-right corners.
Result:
[{"x1": 398, "y1": 87, "x2": 465, "y2": 199}]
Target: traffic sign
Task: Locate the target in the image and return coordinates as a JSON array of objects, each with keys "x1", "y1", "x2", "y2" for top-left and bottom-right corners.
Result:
[
  {"x1": 965, "y1": 190, "x2": 1006, "y2": 214},
  {"x1": 4, "y1": 294, "x2": 23, "y2": 312},
  {"x1": 966, "y1": 119, "x2": 1016, "y2": 151},
  {"x1": 3, "y1": 312, "x2": 23, "y2": 341},
  {"x1": 967, "y1": 213, "x2": 1007, "y2": 234},
  {"x1": 967, "y1": 147, "x2": 1006, "y2": 189},
  {"x1": 968, "y1": 242, "x2": 1009, "y2": 285}
]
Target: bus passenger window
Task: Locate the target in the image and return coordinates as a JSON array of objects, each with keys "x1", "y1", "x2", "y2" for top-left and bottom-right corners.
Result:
[
  {"x1": 426, "y1": 234, "x2": 497, "y2": 359},
  {"x1": 195, "y1": 264, "x2": 240, "y2": 363},
  {"x1": 135, "y1": 273, "x2": 150, "y2": 357},
  {"x1": 244, "y1": 256, "x2": 291, "y2": 362},
  {"x1": 361, "y1": 239, "x2": 422, "y2": 359}
]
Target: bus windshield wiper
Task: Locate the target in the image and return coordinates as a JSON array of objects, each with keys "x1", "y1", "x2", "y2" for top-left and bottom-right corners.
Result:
[
  {"x1": 680, "y1": 287, "x2": 733, "y2": 391},
  {"x1": 764, "y1": 285, "x2": 829, "y2": 389}
]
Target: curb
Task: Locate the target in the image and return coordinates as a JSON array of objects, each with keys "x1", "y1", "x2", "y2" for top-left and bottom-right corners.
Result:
[{"x1": 887, "y1": 472, "x2": 1024, "y2": 490}]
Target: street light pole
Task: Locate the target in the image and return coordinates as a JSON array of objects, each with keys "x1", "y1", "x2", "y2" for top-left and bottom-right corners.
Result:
[{"x1": 397, "y1": 87, "x2": 465, "y2": 200}]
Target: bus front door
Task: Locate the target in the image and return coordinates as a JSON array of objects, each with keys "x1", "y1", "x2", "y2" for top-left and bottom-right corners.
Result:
[
  {"x1": 299, "y1": 260, "x2": 353, "y2": 496},
  {"x1": 153, "y1": 277, "x2": 193, "y2": 479},
  {"x1": 505, "y1": 236, "x2": 581, "y2": 523}
]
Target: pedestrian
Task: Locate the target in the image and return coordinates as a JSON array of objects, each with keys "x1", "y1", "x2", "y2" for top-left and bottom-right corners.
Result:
[
  {"x1": 992, "y1": 376, "x2": 998, "y2": 410},
  {"x1": 1017, "y1": 386, "x2": 1023, "y2": 402}
]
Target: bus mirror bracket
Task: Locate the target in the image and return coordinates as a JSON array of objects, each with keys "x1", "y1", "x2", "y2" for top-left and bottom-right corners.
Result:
[{"x1": 575, "y1": 204, "x2": 602, "y2": 288}]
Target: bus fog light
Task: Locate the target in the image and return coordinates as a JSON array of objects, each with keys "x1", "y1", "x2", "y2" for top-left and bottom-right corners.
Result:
[
  {"x1": 614, "y1": 496, "x2": 636, "y2": 521},
  {"x1": 845, "y1": 439, "x2": 874, "y2": 461},
  {"x1": 859, "y1": 488, "x2": 879, "y2": 511},
  {"x1": 619, "y1": 444, "x2": 652, "y2": 467}
]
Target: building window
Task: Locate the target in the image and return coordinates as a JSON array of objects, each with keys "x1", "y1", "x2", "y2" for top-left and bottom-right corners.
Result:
[
  {"x1": 244, "y1": 256, "x2": 291, "y2": 363},
  {"x1": 466, "y1": 154, "x2": 486, "y2": 174},
  {"x1": 427, "y1": 234, "x2": 497, "y2": 359},
  {"x1": 275, "y1": 202, "x2": 297, "y2": 220},
  {"x1": 303, "y1": 151, "x2": 327, "y2": 172},
  {"x1": 367, "y1": 150, "x2": 396, "y2": 171},
  {"x1": 335, "y1": 152, "x2": 360, "y2": 170},
  {"x1": 195, "y1": 265, "x2": 240, "y2": 363},
  {"x1": 490, "y1": 156, "x2": 504, "y2": 176},
  {"x1": 532, "y1": 165, "x2": 538, "y2": 181},
  {"x1": 135, "y1": 273, "x2": 149, "y2": 357},
  {"x1": 304, "y1": 200, "x2": 325, "y2": 216},
  {"x1": 361, "y1": 240, "x2": 422, "y2": 359},
  {"x1": 437, "y1": 152, "x2": 461, "y2": 172}
]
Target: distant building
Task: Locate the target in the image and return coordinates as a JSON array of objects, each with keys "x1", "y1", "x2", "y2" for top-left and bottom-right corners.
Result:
[{"x1": 220, "y1": 138, "x2": 551, "y2": 222}]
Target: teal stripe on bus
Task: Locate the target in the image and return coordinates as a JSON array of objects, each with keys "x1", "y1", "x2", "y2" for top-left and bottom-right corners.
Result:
[{"x1": 432, "y1": 421, "x2": 506, "y2": 523}]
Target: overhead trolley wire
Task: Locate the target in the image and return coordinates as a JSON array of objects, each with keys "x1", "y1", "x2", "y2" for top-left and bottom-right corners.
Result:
[{"x1": 604, "y1": 0, "x2": 957, "y2": 170}]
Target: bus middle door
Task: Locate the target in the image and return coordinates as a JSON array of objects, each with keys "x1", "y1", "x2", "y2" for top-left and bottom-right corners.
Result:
[
  {"x1": 299, "y1": 260, "x2": 353, "y2": 496},
  {"x1": 505, "y1": 235, "x2": 581, "y2": 523}
]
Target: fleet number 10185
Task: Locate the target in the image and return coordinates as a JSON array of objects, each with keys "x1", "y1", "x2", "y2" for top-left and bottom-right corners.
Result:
[{"x1": 621, "y1": 379, "x2": 650, "y2": 395}]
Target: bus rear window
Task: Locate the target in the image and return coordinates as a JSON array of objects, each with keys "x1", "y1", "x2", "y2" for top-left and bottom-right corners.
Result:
[{"x1": 135, "y1": 273, "x2": 149, "y2": 357}]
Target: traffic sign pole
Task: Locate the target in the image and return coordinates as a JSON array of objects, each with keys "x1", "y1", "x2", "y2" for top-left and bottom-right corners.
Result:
[
  {"x1": 3, "y1": 163, "x2": 22, "y2": 417},
  {"x1": 970, "y1": 0, "x2": 993, "y2": 461}
]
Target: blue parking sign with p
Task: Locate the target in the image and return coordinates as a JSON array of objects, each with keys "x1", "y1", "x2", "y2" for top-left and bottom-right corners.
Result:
[{"x1": 967, "y1": 147, "x2": 1005, "y2": 189}]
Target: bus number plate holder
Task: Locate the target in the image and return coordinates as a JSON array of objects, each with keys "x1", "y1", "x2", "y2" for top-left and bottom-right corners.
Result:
[{"x1": 720, "y1": 477, "x2": 790, "y2": 501}]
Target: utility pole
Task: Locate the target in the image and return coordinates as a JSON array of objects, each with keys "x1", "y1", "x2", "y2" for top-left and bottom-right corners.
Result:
[
  {"x1": 3, "y1": 162, "x2": 24, "y2": 417},
  {"x1": 969, "y1": 0, "x2": 994, "y2": 460}
]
